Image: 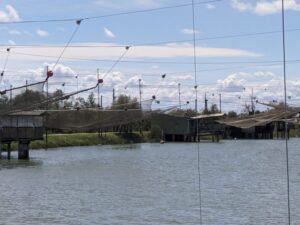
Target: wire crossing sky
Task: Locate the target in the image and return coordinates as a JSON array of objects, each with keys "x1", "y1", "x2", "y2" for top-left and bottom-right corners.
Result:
[{"x1": 0, "y1": 0, "x2": 300, "y2": 112}]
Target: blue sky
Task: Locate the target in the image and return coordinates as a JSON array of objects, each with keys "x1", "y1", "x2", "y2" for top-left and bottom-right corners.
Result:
[{"x1": 0, "y1": 0, "x2": 300, "y2": 112}]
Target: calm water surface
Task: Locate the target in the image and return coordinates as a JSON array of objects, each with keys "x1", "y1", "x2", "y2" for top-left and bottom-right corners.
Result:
[{"x1": 0, "y1": 140, "x2": 300, "y2": 225}]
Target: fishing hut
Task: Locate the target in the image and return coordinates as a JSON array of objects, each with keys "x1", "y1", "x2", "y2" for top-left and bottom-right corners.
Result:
[
  {"x1": 150, "y1": 113, "x2": 225, "y2": 142},
  {"x1": 0, "y1": 111, "x2": 45, "y2": 160}
]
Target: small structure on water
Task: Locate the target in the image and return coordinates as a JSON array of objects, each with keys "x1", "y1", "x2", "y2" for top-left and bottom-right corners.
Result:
[
  {"x1": 150, "y1": 113, "x2": 225, "y2": 142},
  {"x1": 0, "y1": 111, "x2": 45, "y2": 159}
]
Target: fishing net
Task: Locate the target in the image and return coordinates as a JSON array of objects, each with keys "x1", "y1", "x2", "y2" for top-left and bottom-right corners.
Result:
[
  {"x1": 0, "y1": 80, "x2": 47, "y2": 114},
  {"x1": 44, "y1": 109, "x2": 144, "y2": 132}
]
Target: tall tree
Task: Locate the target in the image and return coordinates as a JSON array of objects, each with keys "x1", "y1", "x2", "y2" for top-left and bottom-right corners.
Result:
[{"x1": 111, "y1": 95, "x2": 139, "y2": 110}]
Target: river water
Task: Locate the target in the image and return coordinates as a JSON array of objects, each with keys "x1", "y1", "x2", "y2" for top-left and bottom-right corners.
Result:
[{"x1": 0, "y1": 140, "x2": 300, "y2": 225}]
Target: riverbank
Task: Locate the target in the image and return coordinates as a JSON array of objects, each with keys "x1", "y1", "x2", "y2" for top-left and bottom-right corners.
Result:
[{"x1": 5, "y1": 132, "x2": 151, "y2": 150}]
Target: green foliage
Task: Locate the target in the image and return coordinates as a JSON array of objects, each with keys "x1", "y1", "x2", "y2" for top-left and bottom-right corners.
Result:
[
  {"x1": 227, "y1": 110, "x2": 238, "y2": 118},
  {"x1": 49, "y1": 89, "x2": 63, "y2": 110},
  {"x1": 168, "y1": 108, "x2": 198, "y2": 117},
  {"x1": 13, "y1": 90, "x2": 46, "y2": 109},
  {"x1": 28, "y1": 132, "x2": 148, "y2": 149},
  {"x1": 86, "y1": 92, "x2": 96, "y2": 108},
  {"x1": 202, "y1": 104, "x2": 219, "y2": 115},
  {"x1": 149, "y1": 125, "x2": 162, "y2": 141},
  {"x1": 0, "y1": 95, "x2": 10, "y2": 111},
  {"x1": 111, "y1": 94, "x2": 139, "y2": 110}
]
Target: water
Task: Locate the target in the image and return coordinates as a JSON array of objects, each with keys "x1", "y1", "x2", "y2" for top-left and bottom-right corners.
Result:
[{"x1": 0, "y1": 140, "x2": 300, "y2": 225}]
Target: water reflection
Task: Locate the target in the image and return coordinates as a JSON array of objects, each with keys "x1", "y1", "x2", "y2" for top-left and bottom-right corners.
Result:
[{"x1": 0, "y1": 158, "x2": 43, "y2": 170}]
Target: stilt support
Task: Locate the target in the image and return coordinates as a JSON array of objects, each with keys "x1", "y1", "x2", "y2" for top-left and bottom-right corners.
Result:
[{"x1": 18, "y1": 141, "x2": 30, "y2": 160}]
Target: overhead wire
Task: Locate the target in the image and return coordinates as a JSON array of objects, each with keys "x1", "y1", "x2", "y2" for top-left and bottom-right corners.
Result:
[
  {"x1": 281, "y1": 1, "x2": 291, "y2": 225},
  {"x1": 1, "y1": 48, "x2": 11, "y2": 77},
  {"x1": 192, "y1": 1, "x2": 203, "y2": 225},
  {"x1": 0, "y1": 0, "x2": 223, "y2": 25},
  {"x1": 51, "y1": 19, "x2": 83, "y2": 71}
]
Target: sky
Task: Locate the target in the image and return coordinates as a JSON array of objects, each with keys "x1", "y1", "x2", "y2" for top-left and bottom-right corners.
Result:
[{"x1": 0, "y1": 0, "x2": 300, "y2": 112}]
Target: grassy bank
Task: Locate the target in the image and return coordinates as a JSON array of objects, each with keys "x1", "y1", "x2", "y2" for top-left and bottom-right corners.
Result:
[{"x1": 26, "y1": 132, "x2": 150, "y2": 150}]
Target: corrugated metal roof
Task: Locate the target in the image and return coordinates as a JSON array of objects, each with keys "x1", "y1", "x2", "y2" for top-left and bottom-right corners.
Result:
[
  {"x1": 191, "y1": 113, "x2": 225, "y2": 119},
  {"x1": 8, "y1": 110, "x2": 47, "y2": 116}
]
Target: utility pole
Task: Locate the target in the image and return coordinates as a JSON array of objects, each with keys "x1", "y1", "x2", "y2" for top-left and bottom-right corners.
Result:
[
  {"x1": 138, "y1": 78, "x2": 142, "y2": 109},
  {"x1": 251, "y1": 87, "x2": 254, "y2": 115},
  {"x1": 100, "y1": 95, "x2": 103, "y2": 109},
  {"x1": 10, "y1": 84, "x2": 12, "y2": 106},
  {"x1": 194, "y1": 85, "x2": 198, "y2": 113},
  {"x1": 113, "y1": 88, "x2": 116, "y2": 103},
  {"x1": 178, "y1": 83, "x2": 181, "y2": 109},
  {"x1": 97, "y1": 68, "x2": 100, "y2": 108},
  {"x1": 204, "y1": 92, "x2": 208, "y2": 112},
  {"x1": 219, "y1": 93, "x2": 222, "y2": 113},
  {"x1": 75, "y1": 75, "x2": 78, "y2": 100}
]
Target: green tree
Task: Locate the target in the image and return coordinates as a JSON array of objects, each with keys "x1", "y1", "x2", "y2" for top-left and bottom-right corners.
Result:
[
  {"x1": 49, "y1": 89, "x2": 64, "y2": 110},
  {"x1": 0, "y1": 95, "x2": 10, "y2": 111},
  {"x1": 111, "y1": 95, "x2": 139, "y2": 110},
  {"x1": 210, "y1": 104, "x2": 219, "y2": 114},
  {"x1": 227, "y1": 110, "x2": 238, "y2": 118},
  {"x1": 13, "y1": 90, "x2": 46, "y2": 109},
  {"x1": 86, "y1": 92, "x2": 96, "y2": 108}
]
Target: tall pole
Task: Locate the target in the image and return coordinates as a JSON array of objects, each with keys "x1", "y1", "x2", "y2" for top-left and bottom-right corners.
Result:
[
  {"x1": 195, "y1": 86, "x2": 198, "y2": 113},
  {"x1": 204, "y1": 92, "x2": 208, "y2": 112},
  {"x1": 10, "y1": 85, "x2": 12, "y2": 103},
  {"x1": 113, "y1": 88, "x2": 116, "y2": 104},
  {"x1": 251, "y1": 87, "x2": 254, "y2": 115},
  {"x1": 219, "y1": 93, "x2": 222, "y2": 113},
  {"x1": 178, "y1": 83, "x2": 181, "y2": 109},
  {"x1": 100, "y1": 95, "x2": 103, "y2": 109},
  {"x1": 76, "y1": 75, "x2": 78, "y2": 100},
  {"x1": 138, "y1": 78, "x2": 142, "y2": 109},
  {"x1": 281, "y1": 1, "x2": 291, "y2": 225},
  {"x1": 97, "y1": 68, "x2": 100, "y2": 108}
]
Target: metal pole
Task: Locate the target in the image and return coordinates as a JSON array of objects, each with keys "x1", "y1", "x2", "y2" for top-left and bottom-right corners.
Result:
[
  {"x1": 76, "y1": 75, "x2": 78, "y2": 100},
  {"x1": 113, "y1": 88, "x2": 115, "y2": 103},
  {"x1": 10, "y1": 84, "x2": 12, "y2": 106},
  {"x1": 251, "y1": 87, "x2": 254, "y2": 114},
  {"x1": 138, "y1": 79, "x2": 142, "y2": 109},
  {"x1": 100, "y1": 95, "x2": 103, "y2": 109},
  {"x1": 97, "y1": 68, "x2": 100, "y2": 108},
  {"x1": 178, "y1": 83, "x2": 181, "y2": 109},
  {"x1": 219, "y1": 93, "x2": 222, "y2": 113},
  {"x1": 195, "y1": 86, "x2": 198, "y2": 113},
  {"x1": 281, "y1": 1, "x2": 291, "y2": 224},
  {"x1": 204, "y1": 92, "x2": 208, "y2": 111}
]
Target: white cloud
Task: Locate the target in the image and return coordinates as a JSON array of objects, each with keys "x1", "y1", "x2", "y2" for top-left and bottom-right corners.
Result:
[
  {"x1": 181, "y1": 28, "x2": 200, "y2": 35},
  {"x1": 36, "y1": 29, "x2": 49, "y2": 37},
  {"x1": 217, "y1": 73, "x2": 247, "y2": 92},
  {"x1": 8, "y1": 29, "x2": 21, "y2": 35},
  {"x1": 0, "y1": 5, "x2": 20, "y2": 22},
  {"x1": 8, "y1": 40, "x2": 16, "y2": 45},
  {"x1": 94, "y1": 0, "x2": 161, "y2": 9},
  {"x1": 3, "y1": 42, "x2": 260, "y2": 63},
  {"x1": 103, "y1": 27, "x2": 115, "y2": 38},
  {"x1": 206, "y1": 3, "x2": 216, "y2": 9},
  {"x1": 231, "y1": 0, "x2": 300, "y2": 15}
]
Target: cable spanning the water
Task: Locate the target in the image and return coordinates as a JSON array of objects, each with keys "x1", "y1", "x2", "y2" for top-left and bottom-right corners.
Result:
[
  {"x1": 102, "y1": 46, "x2": 131, "y2": 79},
  {"x1": 52, "y1": 20, "x2": 82, "y2": 71},
  {"x1": 281, "y1": 1, "x2": 291, "y2": 225},
  {"x1": 192, "y1": 0, "x2": 203, "y2": 224},
  {"x1": 1, "y1": 48, "x2": 10, "y2": 78},
  {"x1": 0, "y1": 0, "x2": 223, "y2": 25}
]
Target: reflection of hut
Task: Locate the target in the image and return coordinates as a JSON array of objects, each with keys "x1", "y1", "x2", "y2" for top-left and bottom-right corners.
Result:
[{"x1": 150, "y1": 113, "x2": 225, "y2": 142}]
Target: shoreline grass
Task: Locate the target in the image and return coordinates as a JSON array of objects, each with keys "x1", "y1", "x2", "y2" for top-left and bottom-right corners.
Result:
[{"x1": 10, "y1": 132, "x2": 151, "y2": 150}]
